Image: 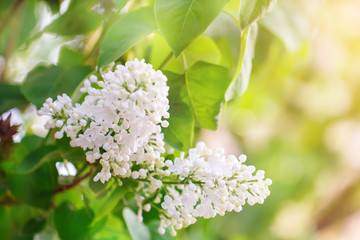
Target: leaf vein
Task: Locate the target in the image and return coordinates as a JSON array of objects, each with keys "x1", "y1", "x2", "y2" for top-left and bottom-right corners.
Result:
[{"x1": 179, "y1": 0, "x2": 196, "y2": 42}]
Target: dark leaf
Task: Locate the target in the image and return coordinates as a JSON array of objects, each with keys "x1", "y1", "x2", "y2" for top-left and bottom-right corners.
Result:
[
  {"x1": 0, "y1": 84, "x2": 29, "y2": 113},
  {"x1": 54, "y1": 202, "x2": 94, "y2": 240},
  {"x1": 21, "y1": 65, "x2": 92, "y2": 108},
  {"x1": 162, "y1": 71, "x2": 194, "y2": 151},
  {"x1": 44, "y1": 0, "x2": 60, "y2": 13},
  {"x1": 17, "y1": 145, "x2": 59, "y2": 174},
  {"x1": 20, "y1": 216, "x2": 47, "y2": 237},
  {"x1": 8, "y1": 157, "x2": 59, "y2": 209}
]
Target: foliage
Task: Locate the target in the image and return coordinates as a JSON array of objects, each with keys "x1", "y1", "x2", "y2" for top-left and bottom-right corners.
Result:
[{"x1": 0, "y1": 0, "x2": 281, "y2": 239}]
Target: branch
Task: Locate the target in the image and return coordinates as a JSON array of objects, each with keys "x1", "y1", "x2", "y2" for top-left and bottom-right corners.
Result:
[{"x1": 54, "y1": 170, "x2": 93, "y2": 194}]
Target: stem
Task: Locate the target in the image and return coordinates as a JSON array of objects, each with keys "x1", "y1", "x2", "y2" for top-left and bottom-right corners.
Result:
[
  {"x1": 54, "y1": 169, "x2": 93, "y2": 194},
  {"x1": 150, "y1": 203, "x2": 165, "y2": 213},
  {"x1": 76, "y1": 162, "x2": 89, "y2": 177},
  {"x1": 158, "y1": 52, "x2": 173, "y2": 70},
  {"x1": 132, "y1": 178, "x2": 204, "y2": 185},
  {"x1": 181, "y1": 52, "x2": 188, "y2": 70},
  {"x1": 40, "y1": 129, "x2": 54, "y2": 146}
]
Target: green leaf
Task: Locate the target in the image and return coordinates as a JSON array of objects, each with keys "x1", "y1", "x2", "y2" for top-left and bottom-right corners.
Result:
[
  {"x1": 225, "y1": 24, "x2": 257, "y2": 101},
  {"x1": 46, "y1": 1, "x2": 102, "y2": 36},
  {"x1": 123, "y1": 207, "x2": 151, "y2": 240},
  {"x1": 91, "y1": 186, "x2": 127, "y2": 222},
  {"x1": 239, "y1": 0, "x2": 277, "y2": 31},
  {"x1": 58, "y1": 47, "x2": 86, "y2": 68},
  {"x1": 0, "y1": 83, "x2": 29, "y2": 113},
  {"x1": 186, "y1": 61, "x2": 230, "y2": 130},
  {"x1": 3, "y1": 135, "x2": 42, "y2": 171},
  {"x1": 162, "y1": 36, "x2": 221, "y2": 74},
  {"x1": 162, "y1": 71, "x2": 194, "y2": 151},
  {"x1": 21, "y1": 216, "x2": 47, "y2": 238},
  {"x1": 155, "y1": 0, "x2": 230, "y2": 56},
  {"x1": 184, "y1": 36, "x2": 221, "y2": 67},
  {"x1": 98, "y1": 7, "x2": 157, "y2": 68},
  {"x1": 54, "y1": 202, "x2": 94, "y2": 240},
  {"x1": 8, "y1": 158, "x2": 59, "y2": 209},
  {"x1": 21, "y1": 65, "x2": 92, "y2": 108},
  {"x1": 17, "y1": 145, "x2": 59, "y2": 174},
  {"x1": 44, "y1": 0, "x2": 60, "y2": 13},
  {"x1": 90, "y1": 215, "x2": 131, "y2": 240}
]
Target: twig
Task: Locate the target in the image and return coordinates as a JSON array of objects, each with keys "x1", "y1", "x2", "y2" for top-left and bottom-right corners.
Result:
[{"x1": 54, "y1": 169, "x2": 93, "y2": 194}]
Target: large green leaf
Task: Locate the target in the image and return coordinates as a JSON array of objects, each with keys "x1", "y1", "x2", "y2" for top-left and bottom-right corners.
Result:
[
  {"x1": 186, "y1": 61, "x2": 230, "y2": 130},
  {"x1": 58, "y1": 47, "x2": 86, "y2": 68},
  {"x1": 239, "y1": 0, "x2": 277, "y2": 31},
  {"x1": 155, "y1": 0, "x2": 230, "y2": 56},
  {"x1": 225, "y1": 24, "x2": 257, "y2": 101},
  {"x1": 123, "y1": 207, "x2": 150, "y2": 240},
  {"x1": 8, "y1": 156, "x2": 59, "y2": 209},
  {"x1": 54, "y1": 202, "x2": 94, "y2": 240},
  {"x1": 162, "y1": 71, "x2": 194, "y2": 151},
  {"x1": 98, "y1": 7, "x2": 157, "y2": 68},
  {"x1": 0, "y1": 83, "x2": 29, "y2": 113},
  {"x1": 91, "y1": 186, "x2": 127, "y2": 222},
  {"x1": 21, "y1": 65, "x2": 92, "y2": 108},
  {"x1": 46, "y1": 1, "x2": 102, "y2": 36},
  {"x1": 17, "y1": 145, "x2": 59, "y2": 174}
]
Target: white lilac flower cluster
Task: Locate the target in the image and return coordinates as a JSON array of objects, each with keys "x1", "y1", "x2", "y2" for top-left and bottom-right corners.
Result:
[
  {"x1": 134, "y1": 142, "x2": 272, "y2": 236},
  {"x1": 38, "y1": 59, "x2": 169, "y2": 183},
  {"x1": 38, "y1": 59, "x2": 271, "y2": 236}
]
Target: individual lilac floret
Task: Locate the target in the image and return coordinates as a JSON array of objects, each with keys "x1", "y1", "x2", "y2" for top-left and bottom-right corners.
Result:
[{"x1": 38, "y1": 59, "x2": 170, "y2": 183}]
